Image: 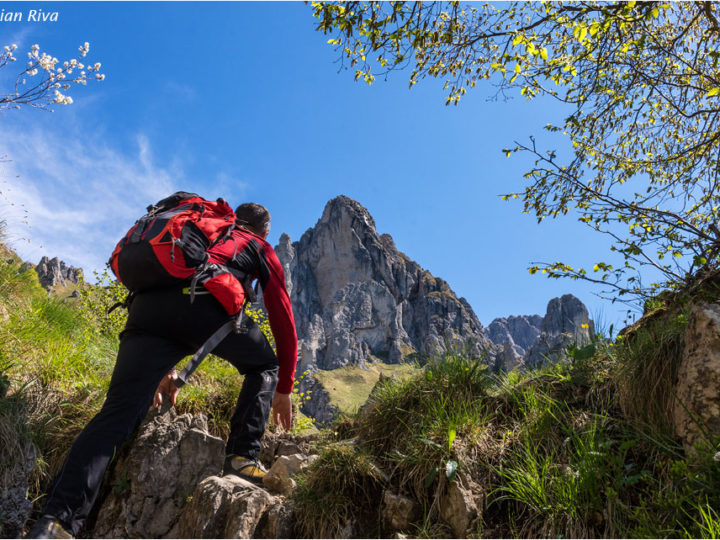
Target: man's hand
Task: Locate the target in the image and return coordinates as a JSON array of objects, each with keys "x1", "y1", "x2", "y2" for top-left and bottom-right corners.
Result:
[
  {"x1": 272, "y1": 391, "x2": 292, "y2": 430},
  {"x1": 153, "y1": 369, "x2": 180, "y2": 409}
]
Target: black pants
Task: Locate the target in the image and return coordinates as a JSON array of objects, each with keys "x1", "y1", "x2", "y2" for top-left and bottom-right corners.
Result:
[{"x1": 42, "y1": 287, "x2": 279, "y2": 535}]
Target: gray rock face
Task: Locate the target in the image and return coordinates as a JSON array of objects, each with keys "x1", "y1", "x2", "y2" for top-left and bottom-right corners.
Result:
[
  {"x1": 276, "y1": 196, "x2": 499, "y2": 374},
  {"x1": 487, "y1": 315, "x2": 543, "y2": 355},
  {"x1": 673, "y1": 303, "x2": 720, "y2": 453},
  {"x1": 524, "y1": 294, "x2": 594, "y2": 368},
  {"x1": 0, "y1": 438, "x2": 35, "y2": 538},
  {"x1": 34, "y1": 256, "x2": 82, "y2": 291},
  {"x1": 178, "y1": 476, "x2": 277, "y2": 539},
  {"x1": 92, "y1": 407, "x2": 225, "y2": 538},
  {"x1": 440, "y1": 477, "x2": 483, "y2": 538},
  {"x1": 262, "y1": 453, "x2": 318, "y2": 495},
  {"x1": 90, "y1": 419, "x2": 315, "y2": 538},
  {"x1": 296, "y1": 374, "x2": 339, "y2": 426},
  {"x1": 382, "y1": 490, "x2": 420, "y2": 533}
]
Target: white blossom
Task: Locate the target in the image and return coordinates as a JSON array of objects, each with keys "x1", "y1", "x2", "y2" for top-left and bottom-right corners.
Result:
[{"x1": 2, "y1": 41, "x2": 103, "y2": 112}]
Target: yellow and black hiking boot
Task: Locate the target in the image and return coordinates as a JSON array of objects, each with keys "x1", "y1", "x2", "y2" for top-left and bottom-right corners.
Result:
[
  {"x1": 25, "y1": 515, "x2": 73, "y2": 539},
  {"x1": 223, "y1": 455, "x2": 267, "y2": 484}
]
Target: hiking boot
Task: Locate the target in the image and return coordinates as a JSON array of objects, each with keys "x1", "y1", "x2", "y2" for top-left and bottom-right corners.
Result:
[
  {"x1": 25, "y1": 515, "x2": 73, "y2": 539},
  {"x1": 223, "y1": 454, "x2": 267, "y2": 484}
]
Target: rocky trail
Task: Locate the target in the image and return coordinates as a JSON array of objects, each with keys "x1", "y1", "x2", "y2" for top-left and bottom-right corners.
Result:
[{"x1": 87, "y1": 406, "x2": 317, "y2": 539}]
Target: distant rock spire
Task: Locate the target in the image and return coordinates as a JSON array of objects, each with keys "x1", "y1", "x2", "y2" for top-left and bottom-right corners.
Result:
[{"x1": 35, "y1": 256, "x2": 82, "y2": 291}]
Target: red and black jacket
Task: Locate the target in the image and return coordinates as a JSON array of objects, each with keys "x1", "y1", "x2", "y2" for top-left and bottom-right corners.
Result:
[{"x1": 207, "y1": 228, "x2": 298, "y2": 394}]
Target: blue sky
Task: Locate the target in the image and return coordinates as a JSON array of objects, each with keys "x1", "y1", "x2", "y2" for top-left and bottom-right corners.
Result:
[{"x1": 0, "y1": 2, "x2": 635, "y2": 331}]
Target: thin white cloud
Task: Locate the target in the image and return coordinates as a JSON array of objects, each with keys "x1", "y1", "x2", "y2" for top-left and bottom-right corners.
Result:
[
  {"x1": 0, "y1": 122, "x2": 179, "y2": 279},
  {"x1": 0, "y1": 111, "x2": 255, "y2": 282}
]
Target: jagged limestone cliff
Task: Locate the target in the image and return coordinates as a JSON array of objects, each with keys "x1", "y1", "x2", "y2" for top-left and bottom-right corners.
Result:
[
  {"x1": 275, "y1": 196, "x2": 499, "y2": 372},
  {"x1": 486, "y1": 294, "x2": 594, "y2": 370}
]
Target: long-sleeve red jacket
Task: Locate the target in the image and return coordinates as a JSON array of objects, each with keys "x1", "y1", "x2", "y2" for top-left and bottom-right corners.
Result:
[{"x1": 206, "y1": 228, "x2": 298, "y2": 394}]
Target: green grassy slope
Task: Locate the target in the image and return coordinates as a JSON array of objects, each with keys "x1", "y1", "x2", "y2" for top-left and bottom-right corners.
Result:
[
  {"x1": 4, "y1": 237, "x2": 720, "y2": 539},
  {"x1": 292, "y1": 283, "x2": 720, "y2": 539},
  {"x1": 314, "y1": 362, "x2": 419, "y2": 415},
  {"x1": 0, "y1": 247, "x2": 256, "y2": 529}
]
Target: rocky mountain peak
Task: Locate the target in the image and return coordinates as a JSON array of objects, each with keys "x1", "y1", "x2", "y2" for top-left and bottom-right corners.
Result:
[
  {"x1": 319, "y1": 195, "x2": 378, "y2": 233},
  {"x1": 277, "y1": 196, "x2": 499, "y2": 373}
]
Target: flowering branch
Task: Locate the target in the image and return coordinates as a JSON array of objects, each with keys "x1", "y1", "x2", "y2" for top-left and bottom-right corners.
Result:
[{"x1": 1, "y1": 42, "x2": 104, "y2": 113}]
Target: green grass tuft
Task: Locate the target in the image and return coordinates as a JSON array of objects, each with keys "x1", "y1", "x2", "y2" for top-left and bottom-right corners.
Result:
[{"x1": 293, "y1": 443, "x2": 387, "y2": 538}]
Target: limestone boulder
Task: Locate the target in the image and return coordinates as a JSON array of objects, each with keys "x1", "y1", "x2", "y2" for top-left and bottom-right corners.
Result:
[
  {"x1": 259, "y1": 431, "x2": 318, "y2": 465},
  {"x1": 92, "y1": 407, "x2": 224, "y2": 538},
  {"x1": 262, "y1": 501, "x2": 294, "y2": 538},
  {"x1": 381, "y1": 490, "x2": 420, "y2": 533},
  {"x1": 673, "y1": 303, "x2": 720, "y2": 452},
  {"x1": 0, "y1": 439, "x2": 35, "y2": 538},
  {"x1": 177, "y1": 476, "x2": 277, "y2": 539},
  {"x1": 440, "y1": 478, "x2": 483, "y2": 538},
  {"x1": 262, "y1": 453, "x2": 318, "y2": 495}
]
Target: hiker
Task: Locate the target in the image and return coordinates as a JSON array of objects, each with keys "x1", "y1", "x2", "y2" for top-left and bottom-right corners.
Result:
[{"x1": 27, "y1": 201, "x2": 298, "y2": 539}]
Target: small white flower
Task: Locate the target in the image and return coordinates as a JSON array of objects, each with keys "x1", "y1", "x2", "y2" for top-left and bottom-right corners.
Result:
[
  {"x1": 27, "y1": 68, "x2": 38, "y2": 76},
  {"x1": 93, "y1": 62, "x2": 101, "y2": 71},
  {"x1": 96, "y1": 73, "x2": 105, "y2": 81},
  {"x1": 713, "y1": 451, "x2": 720, "y2": 462}
]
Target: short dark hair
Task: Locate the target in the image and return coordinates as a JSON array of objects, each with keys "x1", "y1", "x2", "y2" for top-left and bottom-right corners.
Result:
[{"x1": 235, "y1": 203, "x2": 270, "y2": 235}]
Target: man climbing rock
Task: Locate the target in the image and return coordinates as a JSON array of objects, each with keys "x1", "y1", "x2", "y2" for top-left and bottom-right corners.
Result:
[{"x1": 27, "y1": 201, "x2": 298, "y2": 539}]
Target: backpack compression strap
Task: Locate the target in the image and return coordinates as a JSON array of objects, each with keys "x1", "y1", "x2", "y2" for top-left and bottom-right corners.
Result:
[{"x1": 172, "y1": 304, "x2": 249, "y2": 388}]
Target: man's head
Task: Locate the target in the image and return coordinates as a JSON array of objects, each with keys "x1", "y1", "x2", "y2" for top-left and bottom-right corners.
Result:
[{"x1": 235, "y1": 203, "x2": 271, "y2": 238}]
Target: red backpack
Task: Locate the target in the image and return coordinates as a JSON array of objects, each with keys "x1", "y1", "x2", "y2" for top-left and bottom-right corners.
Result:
[{"x1": 109, "y1": 191, "x2": 250, "y2": 315}]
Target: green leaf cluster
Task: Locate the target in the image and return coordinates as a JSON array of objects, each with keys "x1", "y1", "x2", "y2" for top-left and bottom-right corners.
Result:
[{"x1": 312, "y1": 1, "x2": 720, "y2": 301}]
